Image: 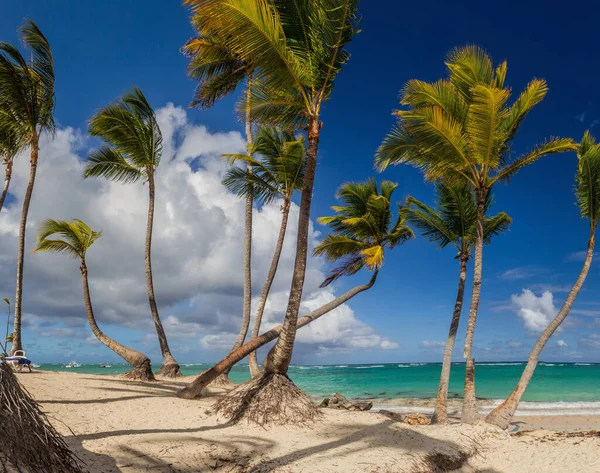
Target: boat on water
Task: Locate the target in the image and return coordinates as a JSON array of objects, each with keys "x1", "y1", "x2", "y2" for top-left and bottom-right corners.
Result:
[
  {"x1": 32, "y1": 363, "x2": 40, "y2": 368},
  {"x1": 99, "y1": 364, "x2": 112, "y2": 368},
  {"x1": 64, "y1": 361, "x2": 81, "y2": 368}
]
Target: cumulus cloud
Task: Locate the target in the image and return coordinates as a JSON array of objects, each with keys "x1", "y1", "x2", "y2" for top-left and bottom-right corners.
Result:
[
  {"x1": 556, "y1": 340, "x2": 568, "y2": 347},
  {"x1": 0, "y1": 104, "x2": 396, "y2": 362},
  {"x1": 511, "y1": 289, "x2": 557, "y2": 332}
]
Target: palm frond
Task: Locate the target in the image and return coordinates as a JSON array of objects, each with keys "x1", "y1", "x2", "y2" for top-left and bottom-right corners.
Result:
[
  {"x1": 83, "y1": 147, "x2": 143, "y2": 183},
  {"x1": 575, "y1": 131, "x2": 600, "y2": 226},
  {"x1": 483, "y1": 212, "x2": 512, "y2": 244},
  {"x1": 35, "y1": 219, "x2": 102, "y2": 259}
]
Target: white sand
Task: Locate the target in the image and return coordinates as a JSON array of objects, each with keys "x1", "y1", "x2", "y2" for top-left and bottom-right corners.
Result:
[{"x1": 16, "y1": 371, "x2": 600, "y2": 472}]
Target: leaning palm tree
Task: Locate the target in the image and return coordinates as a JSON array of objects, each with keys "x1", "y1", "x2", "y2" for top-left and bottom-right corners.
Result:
[
  {"x1": 223, "y1": 126, "x2": 306, "y2": 377},
  {"x1": 35, "y1": 219, "x2": 155, "y2": 381},
  {"x1": 184, "y1": 0, "x2": 360, "y2": 420},
  {"x1": 182, "y1": 28, "x2": 256, "y2": 362},
  {"x1": 178, "y1": 179, "x2": 414, "y2": 411},
  {"x1": 376, "y1": 45, "x2": 576, "y2": 423},
  {"x1": 407, "y1": 184, "x2": 511, "y2": 424},
  {"x1": 83, "y1": 88, "x2": 180, "y2": 377},
  {"x1": 0, "y1": 112, "x2": 26, "y2": 211},
  {"x1": 0, "y1": 20, "x2": 55, "y2": 355},
  {"x1": 486, "y1": 132, "x2": 600, "y2": 429}
]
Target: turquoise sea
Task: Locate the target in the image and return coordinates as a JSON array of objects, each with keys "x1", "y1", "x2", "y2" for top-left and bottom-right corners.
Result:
[{"x1": 35, "y1": 361, "x2": 600, "y2": 415}]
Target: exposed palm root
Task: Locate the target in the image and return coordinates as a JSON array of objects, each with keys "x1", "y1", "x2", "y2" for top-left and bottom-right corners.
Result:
[
  {"x1": 0, "y1": 363, "x2": 84, "y2": 472},
  {"x1": 120, "y1": 361, "x2": 156, "y2": 382},
  {"x1": 210, "y1": 373, "x2": 236, "y2": 389},
  {"x1": 156, "y1": 361, "x2": 182, "y2": 378},
  {"x1": 408, "y1": 441, "x2": 482, "y2": 473},
  {"x1": 213, "y1": 373, "x2": 321, "y2": 426}
]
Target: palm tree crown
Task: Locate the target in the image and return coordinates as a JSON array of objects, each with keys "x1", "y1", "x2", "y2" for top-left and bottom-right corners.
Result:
[
  {"x1": 222, "y1": 126, "x2": 306, "y2": 204},
  {"x1": 84, "y1": 87, "x2": 162, "y2": 182},
  {"x1": 408, "y1": 184, "x2": 511, "y2": 258},
  {"x1": 376, "y1": 45, "x2": 576, "y2": 185},
  {"x1": 576, "y1": 131, "x2": 600, "y2": 231},
  {"x1": 35, "y1": 219, "x2": 102, "y2": 260},
  {"x1": 0, "y1": 20, "x2": 55, "y2": 139},
  {"x1": 315, "y1": 179, "x2": 414, "y2": 287}
]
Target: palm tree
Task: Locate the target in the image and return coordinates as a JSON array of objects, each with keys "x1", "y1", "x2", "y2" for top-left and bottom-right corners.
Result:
[
  {"x1": 223, "y1": 126, "x2": 306, "y2": 377},
  {"x1": 83, "y1": 88, "x2": 180, "y2": 378},
  {"x1": 0, "y1": 113, "x2": 26, "y2": 211},
  {"x1": 182, "y1": 28, "x2": 256, "y2": 363},
  {"x1": 0, "y1": 20, "x2": 56, "y2": 355},
  {"x1": 407, "y1": 184, "x2": 511, "y2": 424},
  {"x1": 184, "y1": 0, "x2": 360, "y2": 417},
  {"x1": 178, "y1": 179, "x2": 414, "y2": 401},
  {"x1": 34, "y1": 219, "x2": 155, "y2": 381},
  {"x1": 376, "y1": 45, "x2": 576, "y2": 423},
  {"x1": 486, "y1": 132, "x2": 600, "y2": 428}
]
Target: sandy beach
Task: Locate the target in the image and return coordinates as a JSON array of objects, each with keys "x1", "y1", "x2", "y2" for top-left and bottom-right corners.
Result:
[{"x1": 14, "y1": 371, "x2": 600, "y2": 473}]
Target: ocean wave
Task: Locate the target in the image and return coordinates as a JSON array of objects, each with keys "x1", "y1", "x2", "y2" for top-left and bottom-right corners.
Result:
[
  {"x1": 477, "y1": 362, "x2": 523, "y2": 366},
  {"x1": 335, "y1": 365, "x2": 348, "y2": 368},
  {"x1": 355, "y1": 365, "x2": 384, "y2": 369},
  {"x1": 575, "y1": 363, "x2": 594, "y2": 366}
]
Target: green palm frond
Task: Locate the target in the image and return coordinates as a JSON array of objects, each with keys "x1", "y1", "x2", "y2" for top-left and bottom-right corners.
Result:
[
  {"x1": 35, "y1": 219, "x2": 102, "y2": 260},
  {"x1": 377, "y1": 45, "x2": 574, "y2": 191},
  {"x1": 408, "y1": 183, "x2": 511, "y2": 256},
  {"x1": 185, "y1": 0, "x2": 360, "y2": 122},
  {"x1": 315, "y1": 179, "x2": 414, "y2": 286},
  {"x1": 575, "y1": 131, "x2": 600, "y2": 228},
  {"x1": 84, "y1": 147, "x2": 143, "y2": 183},
  {"x1": 86, "y1": 87, "x2": 161, "y2": 183},
  {"x1": 222, "y1": 125, "x2": 306, "y2": 204},
  {"x1": 0, "y1": 19, "x2": 55, "y2": 138}
]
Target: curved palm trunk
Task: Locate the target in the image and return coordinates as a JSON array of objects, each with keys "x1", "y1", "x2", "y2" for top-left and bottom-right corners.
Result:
[
  {"x1": 461, "y1": 187, "x2": 485, "y2": 424},
  {"x1": 263, "y1": 116, "x2": 320, "y2": 375},
  {"x1": 11, "y1": 136, "x2": 38, "y2": 356},
  {"x1": 80, "y1": 260, "x2": 154, "y2": 381},
  {"x1": 486, "y1": 233, "x2": 595, "y2": 429},
  {"x1": 177, "y1": 271, "x2": 378, "y2": 399},
  {"x1": 0, "y1": 156, "x2": 13, "y2": 212},
  {"x1": 249, "y1": 200, "x2": 290, "y2": 377},
  {"x1": 146, "y1": 173, "x2": 180, "y2": 378},
  {"x1": 432, "y1": 253, "x2": 468, "y2": 424}
]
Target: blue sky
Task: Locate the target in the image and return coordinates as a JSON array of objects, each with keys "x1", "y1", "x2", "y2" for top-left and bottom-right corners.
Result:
[{"x1": 2, "y1": 0, "x2": 600, "y2": 365}]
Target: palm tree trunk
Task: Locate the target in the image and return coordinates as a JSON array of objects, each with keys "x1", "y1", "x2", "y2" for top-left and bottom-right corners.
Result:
[
  {"x1": 461, "y1": 186, "x2": 486, "y2": 424},
  {"x1": 263, "y1": 116, "x2": 321, "y2": 375},
  {"x1": 486, "y1": 232, "x2": 595, "y2": 429},
  {"x1": 145, "y1": 172, "x2": 180, "y2": 378},
  {"x1": 0, "y1": 156, "x2": 13, "y2": 212},
  {"x1": 432, "y1": 253, "x2": 468, "y2": 424},
  {"x1": 80, "y1": 259, "x2": 154, "y2": 381},
  {"x1": 249, "y1": 200, "x2": 290, "y2": 377},
  {"x1": 11, "y1": 136, "x2": 38, "y2": 356},
  {"x1": 177, "y1": 271, "x2": 378, "y2": 399}
]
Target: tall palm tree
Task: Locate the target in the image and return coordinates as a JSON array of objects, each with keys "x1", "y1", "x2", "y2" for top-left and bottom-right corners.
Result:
[
  {"x1": 178, "y1": 179, "x2": 414, "y2": 401},
  {"x1": 223, "y1": 126, "x2": 306, "y2": 377},
  {"x1": 0, "y1": 20, "x2": 56, "y2": 355},
  {"x1": 185, "y1": 0, "x2": 360, "y2": 412},
  {"x1": 486, "y1": 132, "x2": 600, "y2": 429},
  {"x1": 182, "y1": 28, "x2": 256, "y2": 361},
  {"x1": 407, "y1": 184, "x2": 511, "y2": 424},
  {"x1": 83, "y1": 88, "x2": 180, "y2": 377},
  {"x1": 35, "y1": 219, "x2": 155, "y2": 381},
  {"x1": 376, "y1": 45, "x2": 576, "y2": 423},
  {"x1": 0, "y1": 112, "x2": 26, "y2": 211}
]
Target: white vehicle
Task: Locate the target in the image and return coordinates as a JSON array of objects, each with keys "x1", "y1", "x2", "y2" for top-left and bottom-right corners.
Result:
[{"x1": 64, "y1": 361, "x2": 81, "y2": 368}]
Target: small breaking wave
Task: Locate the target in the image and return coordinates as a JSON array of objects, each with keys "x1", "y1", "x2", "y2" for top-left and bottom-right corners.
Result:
[{"x1": 355, "y1": 365, "x2": 384, "y2": 369}]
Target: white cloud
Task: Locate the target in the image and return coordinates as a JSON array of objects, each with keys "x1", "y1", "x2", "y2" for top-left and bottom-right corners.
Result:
[
  {"x1": 511, "y1": 289, "x2": 557, "y2": 332},
  {"x1": 0, "y1": 104, "x2": 396, "y2": 360},
  {"x1": 498, "y1": 266, "x2": 539, "y2": 280},
  {"x1": 507, "y1": 341, "x2": 525, "y2": 349},
  {"x1": 422, "y1": 340, "x2": 445, "y2": 349},
  {"x1": 557, "y1": 340, "x2": 568, "y2": 347}
]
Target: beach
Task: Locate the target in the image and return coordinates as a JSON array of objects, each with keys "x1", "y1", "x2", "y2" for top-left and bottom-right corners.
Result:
[{"x1": 17, "y1": 370, "x2": 600, "y2": 473}]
